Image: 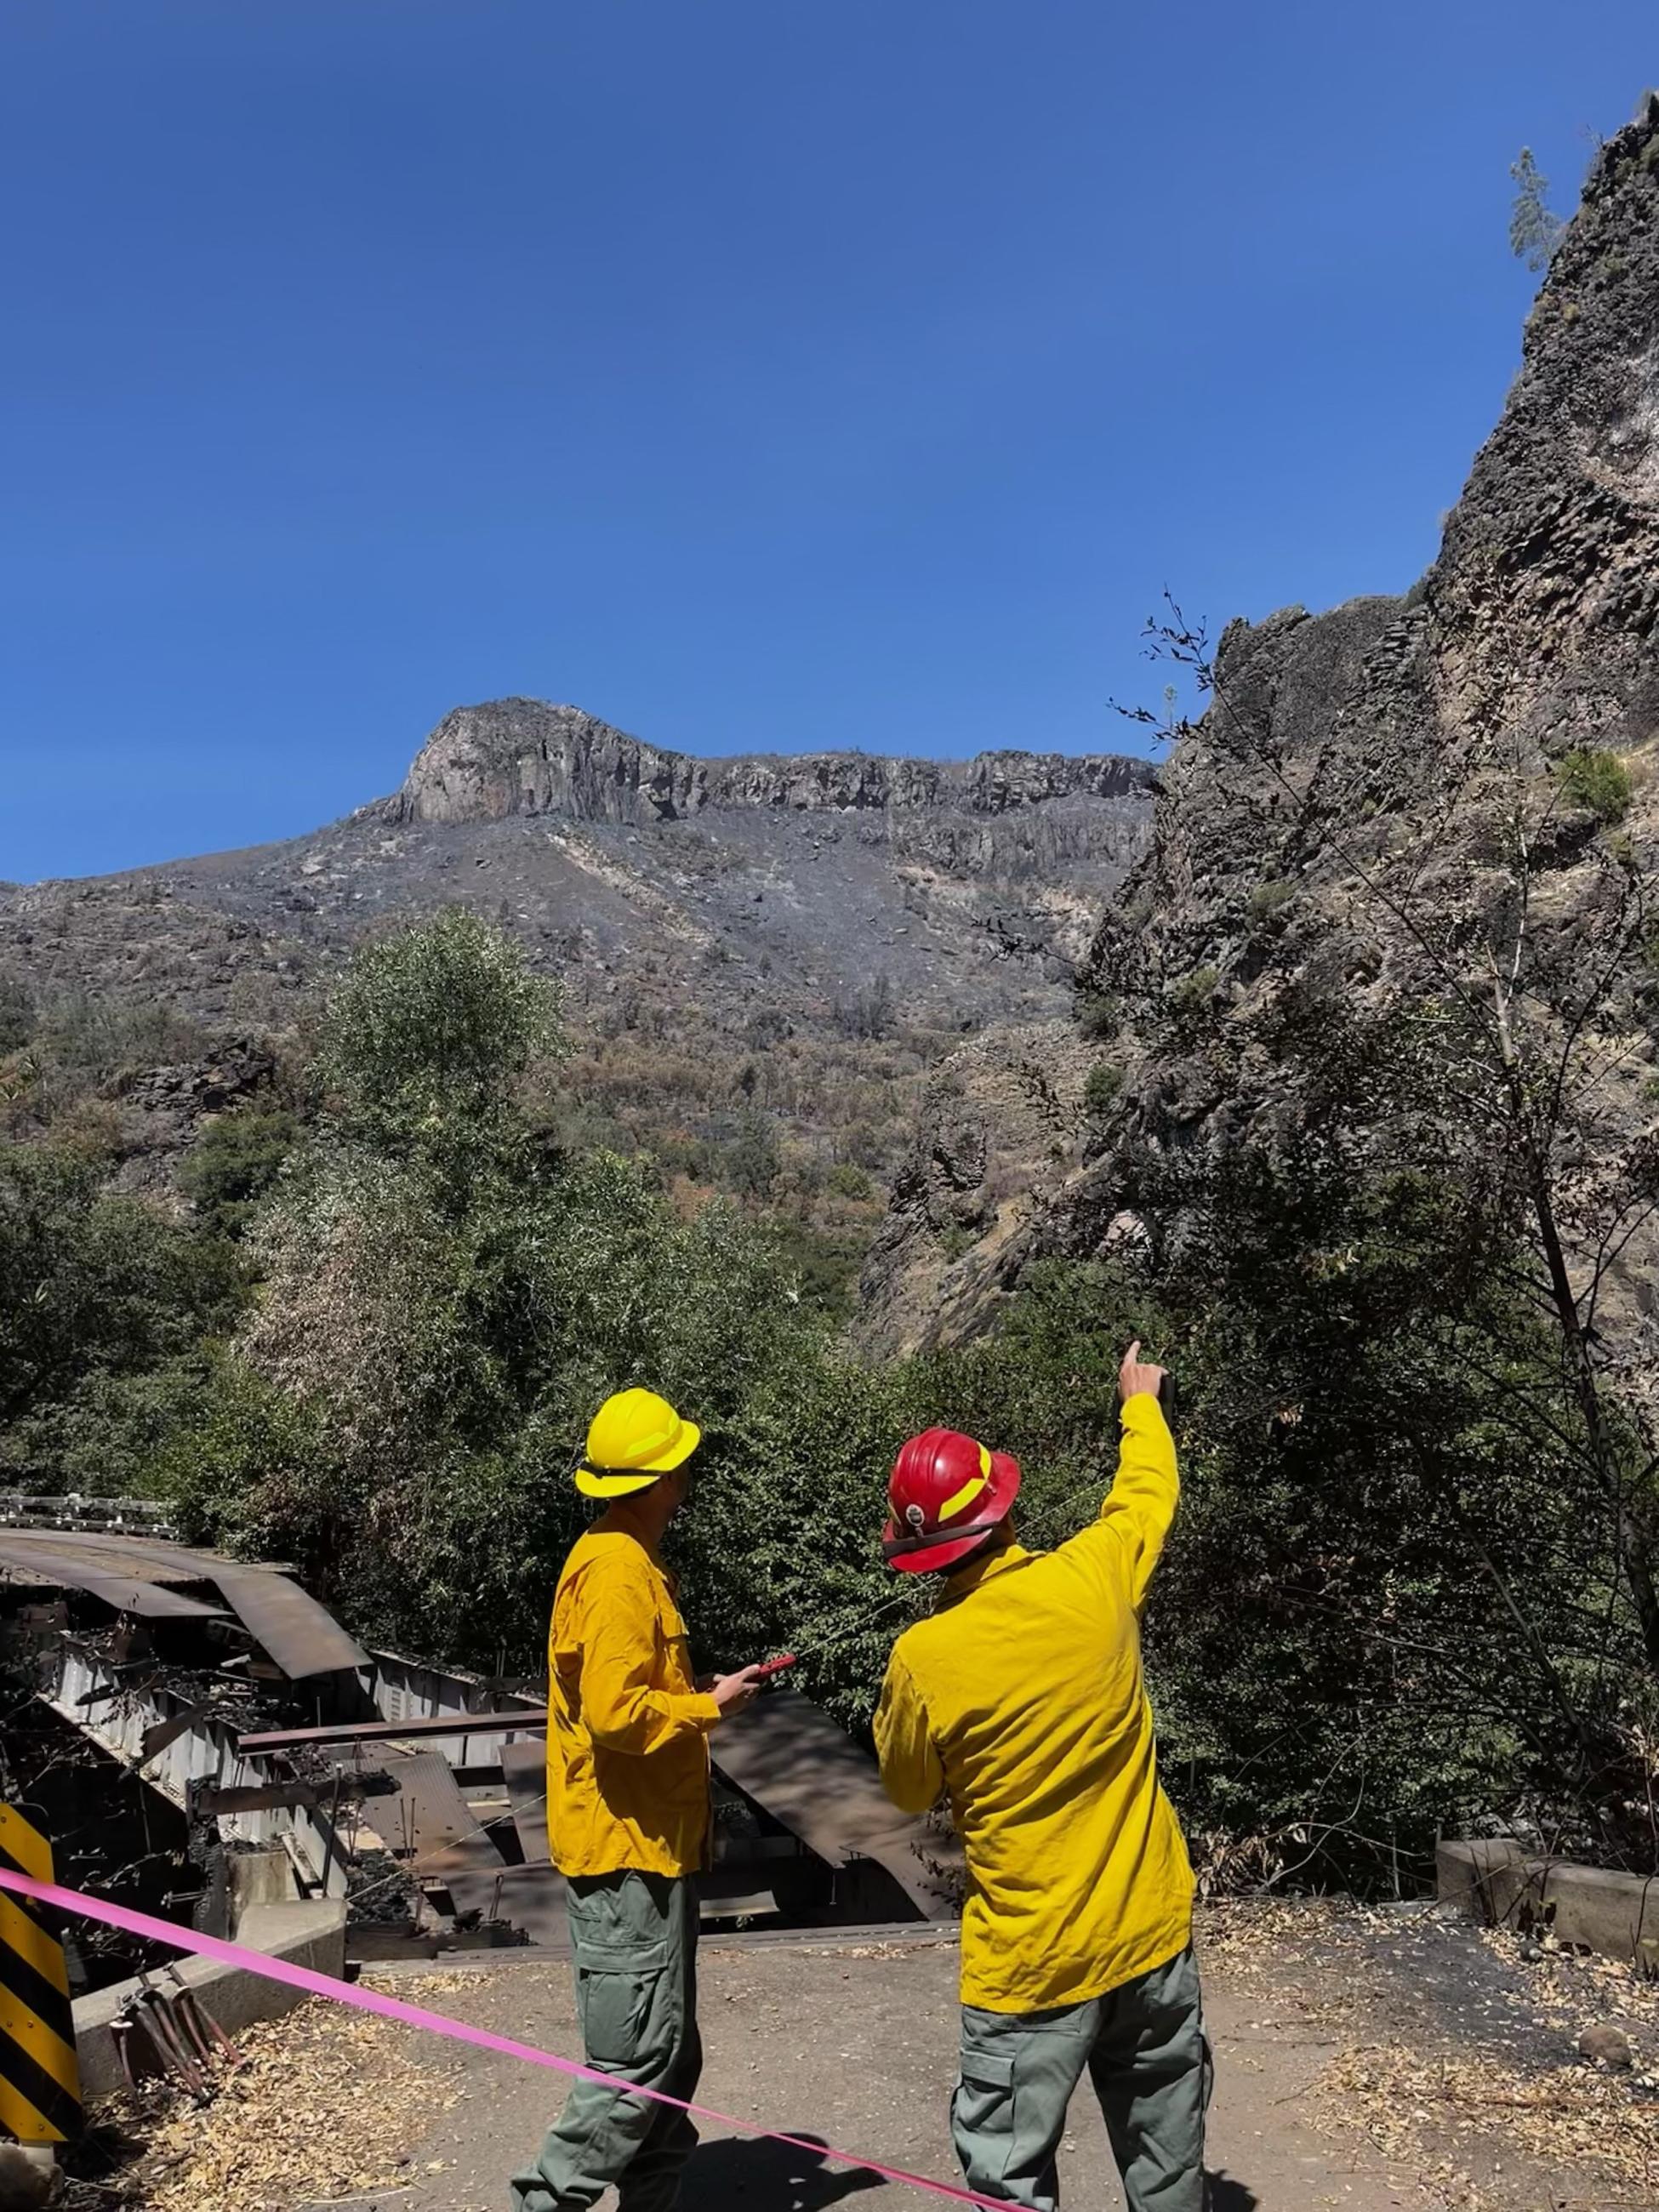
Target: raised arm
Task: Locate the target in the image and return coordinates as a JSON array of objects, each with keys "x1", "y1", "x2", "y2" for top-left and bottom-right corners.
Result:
[{"x1": 1097, "y1": 1339, "x2": 1180, "y2": 1608}]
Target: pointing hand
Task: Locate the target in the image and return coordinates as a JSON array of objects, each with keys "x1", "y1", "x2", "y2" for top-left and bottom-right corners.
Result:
[{"x1": 1118, "y1": 1338, "x2": 1166, "y2": 1405}]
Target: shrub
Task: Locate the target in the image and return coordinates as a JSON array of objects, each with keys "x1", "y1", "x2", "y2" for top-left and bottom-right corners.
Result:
[
  {"x1": 834, "y1": 975, "x2": 897, "y2": 1041},
  {"x1": 180, "y1": 1107, "x2": 299, "y2": 1236},
  {"x1": 1083, "y1": 1061, "x2": 1123, "y2": 1118},
  {"x1": 1247, "y1": 880, "x2": 1294, "y2": 922},
  {"x1": 0, "y1": 979, "x2": 34, "y2": 1055},
  {"x1": 1169, "y1": 966, "x2": 1220, "y2": 1020},
  {"x1": 1076, "y1": 987, "x2": 1120, "y2": 1041},
  {"x1": 1556, "y1": 748, "x2": 1633, "y2": 824},
  {"x1": 35, "y1": 993, "x2": 204, "y2": 1076}
]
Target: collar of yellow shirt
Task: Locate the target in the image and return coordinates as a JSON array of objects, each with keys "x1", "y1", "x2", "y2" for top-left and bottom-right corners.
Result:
[{"x1": 937, "y1": 1537, "x2": 1035, "y2": 1609}]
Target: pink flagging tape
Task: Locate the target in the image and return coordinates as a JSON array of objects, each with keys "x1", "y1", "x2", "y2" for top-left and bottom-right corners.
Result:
[{"x1": 0, "y1": 1866, "x2": 1007, "y2": 2208}]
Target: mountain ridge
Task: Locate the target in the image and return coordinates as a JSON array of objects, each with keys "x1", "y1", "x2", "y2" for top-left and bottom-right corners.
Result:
[
  {"x1": 0, "y1": 702, "x2": 1155, "y2": 1198},
  {"x1": 386, "y1": 697, "x2": 1151, "y2": 831}
]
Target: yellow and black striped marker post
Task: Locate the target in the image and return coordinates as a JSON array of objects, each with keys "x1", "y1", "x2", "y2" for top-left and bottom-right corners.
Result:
[{"x1": 0, "y1": 1805, "x2": 81, "y2": 2142}]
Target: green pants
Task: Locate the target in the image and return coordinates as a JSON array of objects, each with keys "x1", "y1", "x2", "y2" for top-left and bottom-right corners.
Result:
[
  {"x1": 953, "y1": 1946, "x2": 1210, "y2": 2212},
  {"x1": 509, "y1": 1872, "x2": 701, "y2": 2212}
]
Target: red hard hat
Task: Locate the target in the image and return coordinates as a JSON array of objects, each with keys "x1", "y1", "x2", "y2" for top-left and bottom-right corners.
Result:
[{"x1": 882, "y1": 1428, "x2": 1021, "y2": 1576}]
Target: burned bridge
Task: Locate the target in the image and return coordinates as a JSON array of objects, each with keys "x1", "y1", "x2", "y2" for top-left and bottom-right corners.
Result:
[{"x1": 0, "y1": 1497, "x2": 957, "y2": 1967}]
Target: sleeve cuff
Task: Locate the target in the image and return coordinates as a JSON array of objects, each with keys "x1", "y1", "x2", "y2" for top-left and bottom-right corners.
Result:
[{"x1": 691, "y1": 1693, "x2": 723, "y2": 1730}]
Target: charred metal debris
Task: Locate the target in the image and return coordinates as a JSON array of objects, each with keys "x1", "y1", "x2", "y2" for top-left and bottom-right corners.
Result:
[{"x1": 0, "y1": 1504, "x2": 960, "y2": 1971}]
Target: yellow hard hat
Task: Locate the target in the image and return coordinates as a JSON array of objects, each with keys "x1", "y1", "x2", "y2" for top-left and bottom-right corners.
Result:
[{"x1": 574, "y1": 1388, "x2": 702, "y2": 1498}]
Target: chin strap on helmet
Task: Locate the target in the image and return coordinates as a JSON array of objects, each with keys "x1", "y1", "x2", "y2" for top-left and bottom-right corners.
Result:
[{"x1": 881, "y1": 1517, "x2": 1006, "y2": 1562}]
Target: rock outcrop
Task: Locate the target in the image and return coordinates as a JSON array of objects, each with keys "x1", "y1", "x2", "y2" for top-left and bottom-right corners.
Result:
[
  {"x1": 394, "y1": 701, "x2": 711, "y2": 826},
  {"x1": 863, "y1": 91, "x2": 1659, "y2": 1360},
  {"x1": 858, "y1": 1020, "x2": 1095, "y2": 1354},
  {"x1": 395, "y1": 697, "x2": 1150, "y2": 827}
]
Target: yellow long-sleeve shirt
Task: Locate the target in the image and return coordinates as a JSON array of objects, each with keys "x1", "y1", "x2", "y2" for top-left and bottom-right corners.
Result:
[
  {"x1": 545, "y1": 1526, "x2": 721, "y2": 1879},
  {"x1": 875, "y1": 1391, "x2": 1194, "y2": 2012}
]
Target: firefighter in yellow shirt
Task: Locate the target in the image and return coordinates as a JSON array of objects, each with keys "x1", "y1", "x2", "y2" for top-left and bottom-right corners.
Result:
[
  {"x1": 510, "y1": 1389, "x2": 764, "y2": 2212},
  {"x1": 875, "y1": 1343, "x2": 1206, "y2": 2212}
]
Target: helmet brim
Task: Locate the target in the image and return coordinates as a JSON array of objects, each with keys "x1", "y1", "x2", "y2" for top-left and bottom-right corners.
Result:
[
  {"x1": 882, "y1": 1451, "x2": 1021, "y2": 1574},
  {"x1": 575, "y1": 1467, "x2": 663, "y2": 1499},
  {"x1": 575, "y1": 1418, "x2": 702, "y2": 1497}
]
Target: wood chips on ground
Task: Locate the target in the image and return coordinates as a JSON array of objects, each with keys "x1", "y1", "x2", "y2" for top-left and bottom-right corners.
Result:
[
  {"x1": 1200, "y1": 1896, "x2": 1340, "y2": 1970},
  {"x1": 1322, "y1": 2042, "x2": 1658, "y2": 2207},
  {"x1": 1477, "y1": 1920, "x2": 1659, "y2": 2034},
  {"x1": 362, "y1": 1969, "x2": 495, "y2": 1999},
  {"x1": 111, "y1": 2001, "x2": 459, "y2": 2211}
]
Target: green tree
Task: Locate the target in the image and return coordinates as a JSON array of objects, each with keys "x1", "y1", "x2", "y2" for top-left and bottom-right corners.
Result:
[
  {"x1": 1509, "y1": 147, "x2": 1564, "y2": 271},
  {"x1": 162, "y1": 914, "x2": 830, "y2": 1669},
  {"x1": 316, "y1": 906, "x2": 560, "y2": 1170},
  {"x1": 726, "y1": 1109, "x2": 782, "y2": 1202},
  {"x1": 0, "y1": 1140, "x2": 243, "y2": 1482}
]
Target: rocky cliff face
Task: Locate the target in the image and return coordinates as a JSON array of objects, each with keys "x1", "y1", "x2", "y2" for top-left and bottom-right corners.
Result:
[
  {"x1": 395, "y1": 696, "x2": 1149, "y2": 827},
  {"x1": 856, "y1": 1019, "x2": 1097, "y2": 1352},
  {"x1": 861, "y1": 92, "x2": 1659, "y2": 1359},
  {"x1": 393, "y1": 701, "x2": 710, "y2": 826}
]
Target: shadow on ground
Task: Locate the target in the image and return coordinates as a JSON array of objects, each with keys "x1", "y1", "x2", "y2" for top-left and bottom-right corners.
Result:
[
  {"x1": 1209, "y1": 2173, "x2": 1259, "y2": 2210},
  {"x1": 679, "y1": 2135, "x2": 1259, "y2": 2209},
  {"x1": 679, "y1": 2134, "x2": 886, "y2": 2209}
]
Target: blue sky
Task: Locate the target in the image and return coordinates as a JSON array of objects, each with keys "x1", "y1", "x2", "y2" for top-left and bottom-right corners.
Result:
[{"x1": 3, "y1": 3, "x2": 1654, "y2": 881}]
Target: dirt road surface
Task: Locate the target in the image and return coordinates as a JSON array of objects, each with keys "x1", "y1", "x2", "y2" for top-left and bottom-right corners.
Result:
[{"x1": 87, "y1": 1902, "x2": 1656, "y2": 2212}]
